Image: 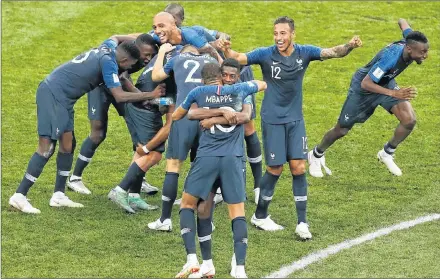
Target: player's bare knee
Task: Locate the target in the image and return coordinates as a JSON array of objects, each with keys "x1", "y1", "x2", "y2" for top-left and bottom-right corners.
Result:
[
  {"x1": 402, "y1": 117, "x2": 417, "y2": 130},
  {"x1": 90, "y1": 130, "x2": 106, "y2": 145},
  {"x1": 166, "y1": 159, "x2": 181, "y2": 173},
  {"x1": 37, "y1": 140, "x2": 56, "y2": 159},
  {"x1": 289, "y1": 161, "x2": 306, "y2": 176},
  {"x1": 267, "y1": 165, "x2": 283, "y2": 176},
  {"x1": 244, "y1": 121, "x2": 256, "y2": 136},
  {"x1": 197, "y1": 203, "x2": 211, "y2": 219}
]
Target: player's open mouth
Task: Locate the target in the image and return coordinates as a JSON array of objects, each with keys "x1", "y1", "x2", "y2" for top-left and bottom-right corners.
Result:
[{"x1": 276, "y1": 41, "x2": 285, "y2": 47}]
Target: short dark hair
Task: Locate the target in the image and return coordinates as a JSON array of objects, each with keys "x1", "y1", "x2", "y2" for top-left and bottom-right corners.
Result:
[
  {"x1": 135, "y1": 33, "x2": 158, "y2": 52},
  {"x1": 199, "y1": 48, "x2": 218, "y2": 61},
  {"x1": 274, "y1": 16, "x2": 295, "y2": 31},
  {"x1": 406, "y1": 31, "x2": 428, "y2": 45},
  {"x1": 164, "y1": 3, "x2": 184, "y2": 21},
  {"x1": 181, "y1": 44, "x2": 198, "y2": 54},
  {"x1": 202, "y1": 63, "x2": 222, "y2": 83},
  {"x1": 221, "y1": 58, "x2": 240, "y2": 71},
  {"x1": 119, "y1": 41, "x2": 140, "y2": 60}
]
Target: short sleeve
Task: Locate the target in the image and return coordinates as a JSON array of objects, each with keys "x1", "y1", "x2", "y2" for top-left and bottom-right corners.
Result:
[
  {"x1": 246, "y1": 47, "x2": 272, "y2": 65},
  {"x1": 243, "y1": 95, "x2": 253, "y2": 105},
  {"x1": 368, "y1": 46, "x2": 401, "y2": 83},
  {"x1": 100, "y1": 55, "x2": 121, "y2": 88},
  {"x1": 180, "y1": 88, "x2": 198, "y2": 110},
  {"x1": 163, "y1": 57, "x2": 177, "y2": 75},
  {"x1": 101, "y1": 39, "x2": 117, "y2": 51},
  {"x1": 402, "y1": 28, "x2": 413, "y2": 39},
  {"x1": 302, "y1": 45, "x2": 323, "y2": 61},
  {"x1": 182, "y1": 28, "x2": 208, "y2": 48}
]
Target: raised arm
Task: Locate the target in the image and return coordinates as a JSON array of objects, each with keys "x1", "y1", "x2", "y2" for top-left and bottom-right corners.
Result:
[
  {"x1": 398, "y1": 18, "x2": 411, "y2": 32},
  {"x1": 222, "y1": 41, "x2": 248, "y2": 65},
  {"x1": 151, "y1": 43, "x2": 175, "y2": 82},
  {"x1": 320, "y1": 36, "x2": 363, "y2": 60}
]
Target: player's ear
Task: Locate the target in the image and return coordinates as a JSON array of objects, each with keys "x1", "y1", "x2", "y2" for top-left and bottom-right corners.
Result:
[{"x1": 291, "y1": 30, "x2": 296, "y2": 40}]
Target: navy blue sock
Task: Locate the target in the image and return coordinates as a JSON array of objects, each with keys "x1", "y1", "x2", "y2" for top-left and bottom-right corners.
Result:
[
  {"x1": 255, "y1": 171, "x2": 280, "y2": 219},
  {"x1": 54, "y1": 152, "x2": 73, "y2": 193},
  {"x1": 292, "y1": 174, "x2": 308, "y2": 224},
  {"x1": 16, "y1": 153, "x2": 49, "y2": 195},
  {"x1": 73, "y1": 137, "x2": 100, "y2": 177},
  {"x1": 129, "y1": 173, "x2": 145, "y2": 194},
  {"x1": 245, "y1": 132, "x2": 262, "y2": 190},
  {"x1": 232, "y1": 216, "x2": 248, "y2": 265},
  {"x1": 384, "y1": 142, "x2": 397, "y2": 155},
  {"x1": 180, "y1": 208, "x2": 197, "y2": 255},
  {"x1": 197, "y1": 216, "x2": 212, "y2": 260},
  {"x1": 160, "y1": 172, "x2": 179, "y2": 222},
  {"x1": 119, "y1": 163, "x2": 145, "y2": 191}
]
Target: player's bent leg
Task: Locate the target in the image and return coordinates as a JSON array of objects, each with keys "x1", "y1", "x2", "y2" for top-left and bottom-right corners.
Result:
[
  {"x1": 378, "y1": 101, "x2": 416, "y2": 176},
  {"x1": 127, "y1": 152, "x2": 162, "y2": 211},
  {"x1": 228, "y1": 203, "x2": 248, "y2": 278},
  {"x1": 309, "y1": 123, "x2": 351, "y2": 178},
  {"x1": 176, "y1": 193, "x2": 200, "y2": 278},
  {"x1": 50, "y1": 131, "x2": 84, "y2": 208},
  {"x1": 148, "y1": 159, "x2": 182, "y2": 231},
  {"x1": 244, "y1": 120, "x2": 262, "y2": 204},
  {"x1": 289, "y1": 160, "x2": 312, "y2": 240},
  {"x1": 9, "y1": 137, "x2": 56, "y2": 214},
  {"x1": 69, "y1": 120, "x2": 108, "y2": 195}
]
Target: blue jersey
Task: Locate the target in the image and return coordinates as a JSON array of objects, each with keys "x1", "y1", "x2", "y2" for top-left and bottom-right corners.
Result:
[
  {"x1": 352, "y1": 28, "x2": 414, "y2": 94},
  {"x1": 153, "y1": 27, "x2": 208, "y2": 48},
  {"x1": 186, "y1": 26, "x2": 217, "y2": 42},
  {"x1": 246, "y1": 44, "x2": 322, "y2": 124},
  {"x1": 44, "y1": 39, "x2": 121, "y2": 109},
  {"x1": 163, "y1": 52, "x2": 218, "y2": 106},
  {"x1": 180, "y1": 82, "x2": 257, "y2": 157}
]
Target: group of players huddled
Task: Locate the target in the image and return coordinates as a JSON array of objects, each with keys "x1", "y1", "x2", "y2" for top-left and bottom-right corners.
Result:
[{"x1": 9, "y1": 3, "x2": 429, "y2": 278}]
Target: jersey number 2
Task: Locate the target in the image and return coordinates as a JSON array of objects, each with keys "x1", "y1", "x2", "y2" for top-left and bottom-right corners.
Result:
[{"x1": 271, "y1": 66, "x2": 281, "y2": 79}]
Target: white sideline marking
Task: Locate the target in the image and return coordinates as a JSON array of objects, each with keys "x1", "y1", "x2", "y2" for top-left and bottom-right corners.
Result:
[{"x1": 265, "y1": 214, "x2": 440, "y2": 278}]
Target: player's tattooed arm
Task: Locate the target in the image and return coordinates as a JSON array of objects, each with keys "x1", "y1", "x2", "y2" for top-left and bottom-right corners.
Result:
[
  {"x1": 320, "y1": 36, "x2": 362, "y2": 60},
  {"x1": 152, "y1": 43, "x2": 175, "y2": 82}
]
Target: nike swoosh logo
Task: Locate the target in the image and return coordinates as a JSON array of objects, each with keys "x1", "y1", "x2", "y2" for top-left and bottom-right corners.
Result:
[{"x1": 272, "y1": 61, "x2": 281, "y2": 65}]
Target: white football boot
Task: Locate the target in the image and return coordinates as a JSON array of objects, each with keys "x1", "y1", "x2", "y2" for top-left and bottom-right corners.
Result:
[
  {"x1": 308, "y1": 150, "x2": 332, "y2": 178},
  {"x1": 67, "y1": 176, "x2": 91, "y2": 195},
  {"x1": 230, "y1": 254, "x2": 237, "y2": 277},
  {"x1": 147, "y1": 218, "x2": 172, "y2": 232},
  {"x1": 196, "y1": 260, "x2": 215, "y2": 278},
  {"x1": 141, "y1": 178, "x2": 159, "y2": 195},
  {"x1": 9, "y1": 193, "x2": 41, "y2": 214},
  {"x1": 174, "y1": 198, "x2": 182, "y2": 206},
  {"x1": 175, "y1": 260, "x2": 200, "y2": 278},
  {"x1": 213, "y1": 188, "x2": 223, "y2": 205},
  {"x1": 295, "y1": 222, "x2": 312, "y2": 240},
  {"x1": 377, "y1": 149, "x2": 402, "y2": 176},
  {"x1": 233, "y1": 265, "x2": 248, "y2": 278},
  {"x1": 251, "y1": 214, "x2": 284, "y2": 231},
  {"x1": 50, "y1": 192, "x2": 84, "y2": 208}
]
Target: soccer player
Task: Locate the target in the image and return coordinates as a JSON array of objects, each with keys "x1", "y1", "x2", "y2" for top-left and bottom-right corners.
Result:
[
  {"x1": 212, "y1": 60, "x2": 263, "y2": 205},
  {"x1": 308, "y1": 19, "x2": 427, "y2": 177},
  {"x1": 152, "y1": 12, "x2": 223, "y2": 62},
  {"x1": 172, "y1": 63, "x2": 266, "y2": 278},
  {"x1": 107, "y1": 47, "x2": 181, "y2": 213},
  {"x1": 68, "y1": 33, "x2": 163, "y2": 195},
  {"x1": 164, "y1": 3, "x2": 231, "y2": 41},
  {"x1": 146, "y1": 43, "x2": 218, "y2": 231},
  {"x1": 8, "y1": 38, "x2": 159, "y2": 214},
  {"x1": 221, "y1": 16, "x2": 362, "y2": 238}
]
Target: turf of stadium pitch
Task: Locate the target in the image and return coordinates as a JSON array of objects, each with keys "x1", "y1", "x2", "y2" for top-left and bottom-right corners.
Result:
[{"x1": 2, "y1": 1, "x2": 439, "y2": 278}]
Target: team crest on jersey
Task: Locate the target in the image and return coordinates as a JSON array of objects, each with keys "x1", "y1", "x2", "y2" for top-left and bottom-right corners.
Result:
[
  {"x1": 270, "y1": 153, "x2": 275, "y2": 159},
  {"x1": 91, "y1": 107, "x2": 96, "y2": 115}
]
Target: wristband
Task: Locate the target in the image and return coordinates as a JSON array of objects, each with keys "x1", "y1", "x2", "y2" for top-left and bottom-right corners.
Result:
[{"x1": 142, "y1": 146, "x2": 150, "y2": 154}]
